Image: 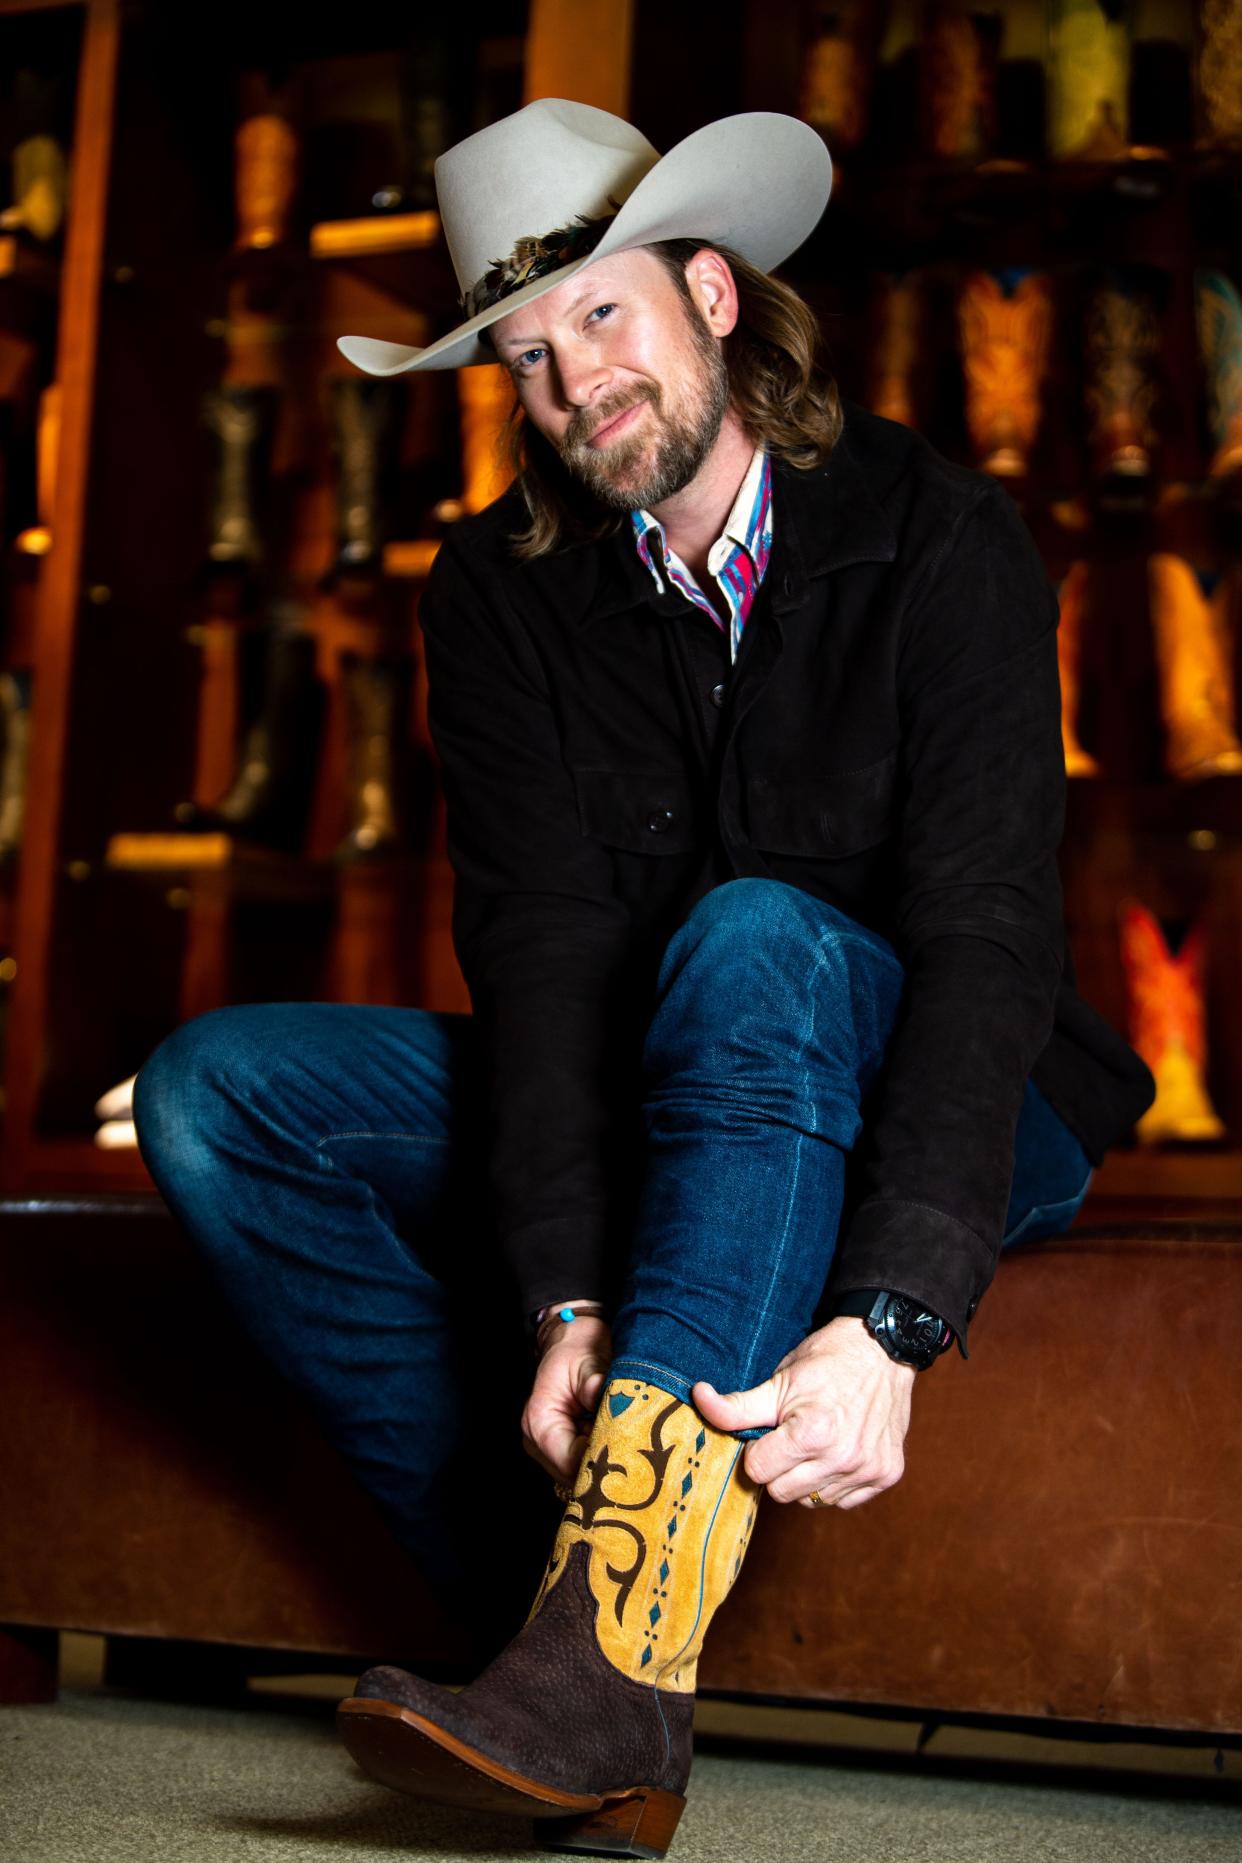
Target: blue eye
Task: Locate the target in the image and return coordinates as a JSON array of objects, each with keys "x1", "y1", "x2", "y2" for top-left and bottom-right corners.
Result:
[
  {"x1": 588, "y1": 303, "x2": 616, "y2": 324},
  {"x1": 516, "y1": 347, "x2": 546, "y2": 370}
]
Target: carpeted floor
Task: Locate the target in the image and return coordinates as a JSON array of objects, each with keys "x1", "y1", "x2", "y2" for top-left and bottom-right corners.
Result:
[{"x1": 2, "y1": 1646, "x2": 1241, "y2": 1861}]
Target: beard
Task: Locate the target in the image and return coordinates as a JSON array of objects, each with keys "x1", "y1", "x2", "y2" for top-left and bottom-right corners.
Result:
[{"x1": 555, "y1": 311, "x2": 730, "y2": 511}]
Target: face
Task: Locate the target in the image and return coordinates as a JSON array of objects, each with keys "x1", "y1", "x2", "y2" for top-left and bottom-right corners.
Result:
[{"x1": 489, "y1": 247, "x2": 733, "y2": 510}]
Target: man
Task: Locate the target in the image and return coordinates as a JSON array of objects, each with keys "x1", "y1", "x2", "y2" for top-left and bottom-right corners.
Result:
[{"x1": 134, "y1": 99, "x2": 1154, "y2": 1857}]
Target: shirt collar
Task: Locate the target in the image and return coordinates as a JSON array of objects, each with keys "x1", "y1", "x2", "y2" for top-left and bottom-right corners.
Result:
[{"x1": 630, "y1": 443, "x2": 770, "y2": 588}]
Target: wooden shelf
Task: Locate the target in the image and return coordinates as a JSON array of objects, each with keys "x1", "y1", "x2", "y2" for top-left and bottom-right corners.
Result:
[
  {"x1": 1088, "y1": 1148, "x2": 1242, "y2": 1203},
  {"x1": 309, "y1": 211, "x2": 442, "y2": 260},
  {"x1": 1064, "y1": 773, "x2": 1242, "y2": 839},
  {"x1": 383, "y1": 538, "x2": 441, "y2": 580},
  {"x1": 0, "y1": 233, "x2": 59, "y2": 297},
  {"x1": 102, "y1": 835, "x2": 336, "y2": 903},
  {"x1": 309, "y1": 210, "x2": 454, "y2": 306}
]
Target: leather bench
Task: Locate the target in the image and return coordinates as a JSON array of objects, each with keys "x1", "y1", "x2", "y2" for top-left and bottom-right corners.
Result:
[{"x1": 2, "y1": 1193, "x2": 1239, "y2": 1737}]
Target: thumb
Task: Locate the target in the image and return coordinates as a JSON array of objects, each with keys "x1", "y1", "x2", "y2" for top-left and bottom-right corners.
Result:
[
  {"x1": 577, "y1": 1363, "x2": 607, "y2": 1413},
  {"x1": 693, "y1": 1376, "x2": 780, "y2": 1432}
]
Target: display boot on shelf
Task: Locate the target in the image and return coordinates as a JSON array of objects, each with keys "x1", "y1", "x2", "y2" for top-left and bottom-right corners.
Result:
[
  {"x1": 1197, "y1": 0, "x2": 1242, "y2": 153},
  {"x1": 866, "y1": 269, "x2": 924, "y2": 430},
  {"x1": 0, "y1": 667, "x2": 33, "y2": 863},
  {"x1": 957, "y1": 267, "x2": 1052, "y2": 478},
  {"x1": 201, "y1": 382, "x2": 280, "y2": 573},
  {"x1": 797, "y1": 1, "x2": 882, "y2": 155},
  {"x1": 1194, "y1": 269, "x2": 1242, "y2": 484},
  {"x1": 398, "y1": 27, "x2": 472, "y2": 214},
  {"x1": 174, "y1": 611, "x2": 324, "y2": 854},
  {"x1": 457, "y1": 363, "x2": 515, "y2": 516},
  {"x1": 1147, "y1": 551, "x2": 1242, "y2": 778},
  {"x1": 1055, "y1": 561, "x2": 1100, "y2": 776},
  {"x1": 0, "y1": 67, "x2": 69, "y2": 244},
  {"x1": 234, "y1": 75, "x2": 301, "y2": 253},
  {"x1": 327, "y1": 375, "x2": 404, "y2": 579},
  {"x1": 335, "y1": 650, "x2": 413, "y2": 861},
  {"x1": 1119, "y1": 899, "x2": 1225, "y2": 1145},
  {"x1": 338, "y1": 1375, "x2": 761, "y2": 1859},
  {"x1": 1047, "y1": 0, "x2": 1132, "y2": 162},
  {"x1": 1083, "y1": 269, "x2": 1160, "y2": 484},
  {"x1": 919, "y1": 3, "x2": 1000, "y2": 160}
]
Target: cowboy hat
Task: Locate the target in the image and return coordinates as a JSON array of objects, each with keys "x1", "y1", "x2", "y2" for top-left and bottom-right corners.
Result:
[{"x1": 336, "y1": 97, "x2": 832, "y2": 374}]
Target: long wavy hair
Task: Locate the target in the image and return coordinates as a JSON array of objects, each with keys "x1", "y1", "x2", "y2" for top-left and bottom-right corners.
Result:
[{"x1": 487, "y1": 236, "x2": 843, "y2": 560}]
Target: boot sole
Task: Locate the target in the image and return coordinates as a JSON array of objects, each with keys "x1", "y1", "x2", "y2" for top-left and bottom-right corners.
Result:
[{"x1": 338, "y1": 1696, "x2": 685, "y2": 1856}]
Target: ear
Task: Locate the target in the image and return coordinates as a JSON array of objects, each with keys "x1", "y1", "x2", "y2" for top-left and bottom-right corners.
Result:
[{"x1": 684, "y1": 248, "x2": 739, "y2": 340}]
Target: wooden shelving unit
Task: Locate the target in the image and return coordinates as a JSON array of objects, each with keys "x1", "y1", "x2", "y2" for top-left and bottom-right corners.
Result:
[{"x1": 0, "y1": 0, "x2": 1237, "y2": 1208}]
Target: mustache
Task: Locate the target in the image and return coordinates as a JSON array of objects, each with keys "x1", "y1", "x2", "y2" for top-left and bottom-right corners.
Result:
[{"x1": 563, "y1": 383, "x2": 661, "y2": 452}]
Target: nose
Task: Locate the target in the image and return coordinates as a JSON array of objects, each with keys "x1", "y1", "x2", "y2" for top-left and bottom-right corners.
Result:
[{"x1": 556, "y1": 346, "x2": 613, "y2": 410}]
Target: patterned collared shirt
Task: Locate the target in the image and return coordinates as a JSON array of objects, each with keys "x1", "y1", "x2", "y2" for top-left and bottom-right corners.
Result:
[{"x1": 630, "y1": 445, "x2": 773, "y2": 663}]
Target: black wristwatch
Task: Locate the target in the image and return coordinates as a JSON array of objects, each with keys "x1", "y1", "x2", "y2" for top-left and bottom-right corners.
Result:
[{"x1": 832, "y1": 1288, "x2": 954, "y2": 1371}]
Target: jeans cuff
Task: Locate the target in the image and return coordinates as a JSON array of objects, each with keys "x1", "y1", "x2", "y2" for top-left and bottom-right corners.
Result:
[{"x1": 605, "y1": 1355, "x2": 771, "y2": 1442}]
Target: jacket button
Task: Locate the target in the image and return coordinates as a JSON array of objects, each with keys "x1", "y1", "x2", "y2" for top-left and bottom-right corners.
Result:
[
  {"x1": 647, "y1": 807, "x2": 674, "y2": 834},
  {"x1": 782, "y1": 572, "x2": 795, "y2": 598},
  {"x1": 710, "y1": 682, "x2": 726, "y2": 708}
]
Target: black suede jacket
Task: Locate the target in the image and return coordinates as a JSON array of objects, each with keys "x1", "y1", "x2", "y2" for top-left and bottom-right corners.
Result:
[{"x1": 417, "y1": 395, "x2": 1155, "y2": 1347}]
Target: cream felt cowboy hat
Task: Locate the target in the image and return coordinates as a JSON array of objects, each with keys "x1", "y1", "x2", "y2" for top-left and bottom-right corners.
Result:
[{"x1": 336, "y1": 97, "x2": 833, "y2": 374}]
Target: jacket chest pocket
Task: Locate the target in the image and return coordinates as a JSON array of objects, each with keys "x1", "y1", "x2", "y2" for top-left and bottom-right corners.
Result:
[
  {"x1": 571, "y1": 766, "x2": 702, "y2": 855},
  {"x1": 743, "y1": 749, "x2": 900, "y2": 857}
]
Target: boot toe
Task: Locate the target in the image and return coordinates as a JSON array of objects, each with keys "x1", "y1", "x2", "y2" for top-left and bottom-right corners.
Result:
[{"x1": 351, "y1": 1663, "x2": 447, "y2": 1712}]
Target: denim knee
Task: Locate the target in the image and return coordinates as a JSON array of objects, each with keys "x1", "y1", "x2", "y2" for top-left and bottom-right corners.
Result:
[
  {"x1": 647, "y1": 879, "x2": 904, "y2": 1083},
  {"x1": 132, "y1": 1003, "x2": 280, "y2": 1179}
]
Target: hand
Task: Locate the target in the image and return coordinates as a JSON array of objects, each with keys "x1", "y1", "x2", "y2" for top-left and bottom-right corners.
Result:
[
  {"x1": 692, "y1": 1317, "x2": 916, "y2": 1511},
  {"x1": 521, "y1": 1315, "x2": 612, "y2": 1485}
]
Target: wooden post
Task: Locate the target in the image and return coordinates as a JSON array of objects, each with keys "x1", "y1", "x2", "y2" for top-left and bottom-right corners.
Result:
[
  {"x1": 2, "y1": 0, "x2": 121, "y2": 1191},
  {"x1": 523, "y1": 0, "x2": 635, "y2": 111}
]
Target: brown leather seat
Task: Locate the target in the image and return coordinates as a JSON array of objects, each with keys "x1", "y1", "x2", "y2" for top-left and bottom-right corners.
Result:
[{"x1": 2, "y1": 1195, "x2": 1239, "y2": 1735}]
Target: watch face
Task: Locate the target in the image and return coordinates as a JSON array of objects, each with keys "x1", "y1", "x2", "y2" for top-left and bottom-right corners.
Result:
[{"x1": 883, "y1": 1295, "x2": 946, "y2": 1367}]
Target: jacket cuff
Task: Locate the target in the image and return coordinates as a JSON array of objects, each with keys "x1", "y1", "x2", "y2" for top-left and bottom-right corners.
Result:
[
  {"x1": 504, "y1": 1214, "x2": 610, "y2": 1327},
  {"x1": 830, "y1": 1197, "x2": 995, "y2": 1357}
]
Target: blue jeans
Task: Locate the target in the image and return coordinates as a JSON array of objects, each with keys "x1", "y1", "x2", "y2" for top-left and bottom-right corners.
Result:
[{"x1": 132, "y1": 879, "x2": 1092, "y2": 1639}]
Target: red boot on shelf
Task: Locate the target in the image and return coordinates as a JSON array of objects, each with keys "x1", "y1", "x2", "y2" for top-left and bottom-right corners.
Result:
[
  {"x1": 1119, "y1": 899, "x2": 1225, "y2": 1145},
  {"x1": 1147, "y1": 552, "x2": 1242, "y2": 779},
  {"x1": 1055, "y1": 560, "x2": 1100, "y2": 777}
]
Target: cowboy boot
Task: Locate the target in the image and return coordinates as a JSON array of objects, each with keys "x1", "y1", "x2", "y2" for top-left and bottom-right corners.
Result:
[
  {"x1": 1194, "y1": 269, "x2": 1242, "y2": 483},
  {"x1": 327, "y1": 376, "x2": 404, "y2": 578},
  {"x1": 0, "y1": 67, "x2": 69, "y2": 245},
  {"x1": 1119, "y1": 900, "x2": 1225, "y2": 1144},
  {"x1": 0, "y1": 667, "x2": 32, "y2": 863},
  {"x1": 1147, "y1": 551, "x2": 1242, "y2": 778},
  {"x1": 234, "y1": 103, "x2": 300, "y2": 253},
  {"x1": 338, "y1": 1374, "x2": 761, "y2": 1858},
  {"x1": 1083, "y1": 270, "x2": 1160, "y2": 484},
  {"x1": 867, "y1": 270, "x2": 924, "y2": 430},
  {"x1": 335, "y1": 650, "x2": 412, "y2": 861},
  {"x1": 1047, "y1": 0, "x2": 1132, "y2": 163},
  {"x1": 958, "y1": 267, "x2": 1053, "y2": 478},
  {"x1": 174, "y1": 610, "x2": 324, "y2": 852},
  {"x1": 920, "y1": 2, "x2": 1000, "y2": 160},
  {"x1": 1055, "y1": 560, "x2": 1100, "y2": 776},
  {"x1": 201, "y1": 383, "x2": 280, "y2": 573},
  {"x1": 1197, "y1": 0, "x2": 1242, "y2": 153},
  {"x1": 798, "y1": 1, "x2": 882, "y2": 154},
  {"x1": 398, "y1": 28, "x2": 471, "y2": 214},
  {"x1": 458, "y1": 363, "x2": 516, "y2": 516}
]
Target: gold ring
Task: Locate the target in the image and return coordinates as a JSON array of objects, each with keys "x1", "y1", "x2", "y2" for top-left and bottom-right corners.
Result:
[
  {"x1": 554, "y1": 1481, "x2": 575, "y2": 1502},
  {"x1": 808, "y1": 1488, "x2": 824, "y2": 1507}
]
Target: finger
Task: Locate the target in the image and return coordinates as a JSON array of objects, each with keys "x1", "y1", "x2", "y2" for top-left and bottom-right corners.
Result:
[
  {"x1": 523, "y1": 1403, "x2": 578, "y2": 1482},
  {"x1": 741, "y1": 1411, "x2": 844, "y2": 1490},
  {"x1": 693, "y1": 1377, "x2": 780, "y2": 1433},
  {"x1": 835, "y1": 1483, "x2": 887, "y2": 1512}
]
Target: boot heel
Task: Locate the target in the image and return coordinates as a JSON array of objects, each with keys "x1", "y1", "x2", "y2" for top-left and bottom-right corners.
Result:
[{"x1": 540, "y1": 1785, "x2": 686, "y2": 1858}]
